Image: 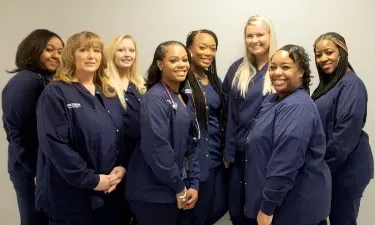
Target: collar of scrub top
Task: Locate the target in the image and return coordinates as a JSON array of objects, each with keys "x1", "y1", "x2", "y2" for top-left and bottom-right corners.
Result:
[
  {"x1": 161, "y1": 81, "x2": 178, "y2": 111},
  {"x1": 33, "y1": 68, "x2": 53, "y2": 86}
]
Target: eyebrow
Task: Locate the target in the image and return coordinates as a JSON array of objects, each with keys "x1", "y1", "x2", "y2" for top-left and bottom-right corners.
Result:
[
  {"x1": 168, "y1": 55, "x2": 187, "y2": 59},
  {"x1": 316, "y1": 47, "x2": 334, "y2": 52},
  {"x1": 198, "y1": 42, "x2": 216, "y2": 47},
  {"x1": 46, "y1": 44, "x2": 63, "y2": 49}
]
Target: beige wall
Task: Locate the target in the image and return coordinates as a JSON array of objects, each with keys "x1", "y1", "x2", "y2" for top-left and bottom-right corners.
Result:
[{"x1": 0, "y1": 0, "x2": 374, "y2": 224}]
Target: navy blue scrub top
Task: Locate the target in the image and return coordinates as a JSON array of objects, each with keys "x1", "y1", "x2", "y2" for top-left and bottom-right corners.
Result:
[
  {"x1": 126, "y1": 82, "x2": 200, "y2": 203},
  {"x1": 182, "y1": 77, "x2": 223, "y2": 181},
  {"x1": 121, "y1": 82, "x2": 143, "y2": 168},
  {"x1": 35, "y1": 81, "x2": 126, "y2": 215},
  {"x1": 222, "y1": 58, "x2": 269, "y2": 162},
  {"x1": 314, "y1": 71, "x2": 374, "y2": 195},
  {"x1": 244, "y1": 87, "x2": 331, "y2": 225},
  {"x1": 2, "y1": 70, "x2": 52, "y2": 175}
]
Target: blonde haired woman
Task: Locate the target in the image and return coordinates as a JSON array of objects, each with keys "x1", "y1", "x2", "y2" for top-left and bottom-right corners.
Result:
[
  {"x1": 222, "y1": 15, "x2": 277, "y2": 225},
  {"x1": 106, "y1": 35, "x2": 146, "y2": 107},
  {"x1": 36, "y1": 31, "x2": 128, "y2": 225},
  {"x1": 106, "y1": 34, "x2": 146, "y2": 225}
]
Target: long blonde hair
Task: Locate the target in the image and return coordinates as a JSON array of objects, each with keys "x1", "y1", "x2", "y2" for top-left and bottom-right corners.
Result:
[
  {"x1": 106, "y1": 35, "x2": 145, "y2": 108},
  {"x1": 54, "y1": 31, "x2": 115, "y2": 98},
  {"x1": 232, "y1": 15, "x2": 277, "y2": 97}
]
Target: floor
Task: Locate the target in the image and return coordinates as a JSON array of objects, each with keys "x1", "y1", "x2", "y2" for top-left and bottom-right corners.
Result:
[{"x1": 215, "y1": 213, "x2": 231, "y2": 225}]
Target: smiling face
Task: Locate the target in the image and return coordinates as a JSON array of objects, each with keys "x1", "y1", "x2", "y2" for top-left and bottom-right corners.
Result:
[
  {"x1": 189, "y1": 32, "x2": 217, "y2": 70},
  {"x1": 74, "y1": 46, "x2": 102, "y2": 75},
  {"x1": 114, "y1": 38, "x2": 136, "y2": 70},
  {"x1": 157, "y1": 44, "x2": 190, "y2": 85},
  {"x1": 245, "y1": 20, "x2": 270, "y2": 57},
  {"x1": 269, "y1": 50, "x2": 303, "y2": 97},
  {"x1": 39, "y1": 36, "x2": 64, "y2": 72},
  {"x1": 314, "y1": 39, "x2": 340, "y2": 74}
]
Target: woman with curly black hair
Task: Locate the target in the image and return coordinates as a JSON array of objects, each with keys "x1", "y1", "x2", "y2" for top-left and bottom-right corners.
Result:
[{"x1": 243, "y1": 45, "x2": 331, "y2": 225}]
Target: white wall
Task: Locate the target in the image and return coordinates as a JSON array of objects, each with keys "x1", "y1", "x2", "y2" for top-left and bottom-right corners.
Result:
[{"x1": 0, "y1": 0, "x2": 374, "y2": 224}]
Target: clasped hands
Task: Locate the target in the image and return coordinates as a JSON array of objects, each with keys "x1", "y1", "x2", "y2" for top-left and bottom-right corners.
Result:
[
  {"x1": 176, "y1": 187, "x2": 198, "y2": 210},
  {"x1": 94, "y1": 166, "x2": 126, "y2": 193}
]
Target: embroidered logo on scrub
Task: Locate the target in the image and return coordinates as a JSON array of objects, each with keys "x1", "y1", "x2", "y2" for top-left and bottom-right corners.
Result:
[{"x1": 67, "y1": 103, "x2": 81, "y2": 108}]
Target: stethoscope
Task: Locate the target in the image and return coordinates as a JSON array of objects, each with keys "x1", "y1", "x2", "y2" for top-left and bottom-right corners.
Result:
[
  {"x1": 161, "y1": 81, "x2": 201, "y2": 141},
  {"x1": 161, "y1": 81, "x2": 178, "y2": 111}
]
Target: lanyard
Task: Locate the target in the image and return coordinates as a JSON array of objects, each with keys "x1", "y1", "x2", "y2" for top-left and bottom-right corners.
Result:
[{"x1": 161, "y1": 81, "x2": 178, "y2": 111}]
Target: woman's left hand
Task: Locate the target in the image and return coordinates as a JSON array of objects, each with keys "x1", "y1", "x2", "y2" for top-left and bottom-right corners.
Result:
[
  {"x1": 105, "y1": 166, "x2": 126, "y2": 193},
  {"x1": 184, "y1": 188, "x2": 198, "y2": 209}
]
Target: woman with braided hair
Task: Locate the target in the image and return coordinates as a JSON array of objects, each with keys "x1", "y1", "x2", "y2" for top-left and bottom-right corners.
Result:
[
  {"x1": 312, "y1": 32, "x2": 374, "y2": 225},
  {"x1": 178, "y1": 29, "x2": 228, "y2": 225}
]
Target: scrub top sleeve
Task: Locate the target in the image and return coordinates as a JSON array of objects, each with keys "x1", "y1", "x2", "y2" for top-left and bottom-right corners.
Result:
[
  {"x1": 2, "y1": 75, "x2": 42, "y2": 174},
  {"x1": 185, "y1": 123, "x2": 200, "y2": 191},
  {"x1": 326, "y1": 81, "x2": 368, "y2": 172},
  {"x1": 261, "y1": 104, "x2": 313, "y2": 215}
]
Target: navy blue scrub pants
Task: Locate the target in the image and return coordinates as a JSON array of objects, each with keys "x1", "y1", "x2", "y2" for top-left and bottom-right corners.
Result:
[
  {"x1": 129, "y1": 201, "x2": 179, "y2": 225},
  {"x1": 48, "y1": 188, "x2": 131, "y2": 225},
  {"x1": 328, "y1": 177, "x2": 370, "y2": 225},
  {"x1": 243, "y1": 220, "x2": 327, "y2": 225},
  {"x1": 9, "y1": 167, "x2": 48, "y2": 225},
  {"x1": 178, "y1": 164, "x2": 228, "y2": 225},
  {"x1": 228, "y1": 152, "x2": 256, "y2": 225}
]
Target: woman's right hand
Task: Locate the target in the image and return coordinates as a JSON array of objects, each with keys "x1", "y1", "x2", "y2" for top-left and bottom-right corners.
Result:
[
  {"x1": 94, "y1": 174, "x2": 111, "y2": 191},
  {"x1": 176, "y1": 188, "x2": 187, "y2": 209}
]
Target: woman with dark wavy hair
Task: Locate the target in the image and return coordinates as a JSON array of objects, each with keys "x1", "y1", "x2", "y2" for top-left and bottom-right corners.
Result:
[
  {"x1": 244, "y1": 45, "x2": 331, "y2": 225},
  {"x1": 2, "y1": 29, "x2": 64, "y2": 225}
]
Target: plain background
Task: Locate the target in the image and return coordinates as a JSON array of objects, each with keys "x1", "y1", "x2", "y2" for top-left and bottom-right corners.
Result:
[{"x1": 0, "y1": 0, "x2": 374, "y2": 224}]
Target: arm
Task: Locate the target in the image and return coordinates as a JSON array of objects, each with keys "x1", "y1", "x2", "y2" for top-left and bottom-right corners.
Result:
[
  {"x1": 2, "y1": 74, "x2": 43, "y2": 174},
  {"x1": 326, "y1": 81, "x2": 367, "y2": 172},
  {"x1": 260, "y1": 104, "x2": 313, "y2": 215},
  {"x1": 37, "y1": 85, "x2": 99, "y2": 189},
  {"x1": 223, "y1": 95, "x2": 237, "y2": 163},
  {"x1": 139, "y1": 93, "x2": 185, "y2": 193},
  {"x1": 185, "y1": 123, "x2": 200, "y2": 191},
  {"x1": 222, "y1": 63, "x2": 239, "y2": 163},
  {"x1": 222, "y1": 64, "x2": 235, "y2": 103}
]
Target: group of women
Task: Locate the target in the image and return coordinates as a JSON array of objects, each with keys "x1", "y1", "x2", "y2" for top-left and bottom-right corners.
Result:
[{"x1": 2, "y1": 15, "x2": 373, "y2": 225}]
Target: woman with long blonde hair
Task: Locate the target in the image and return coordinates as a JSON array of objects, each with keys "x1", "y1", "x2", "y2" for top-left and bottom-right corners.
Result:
[
  {"x1": 36, "y1": 31, "x2": 128, "y2": 225},
  {"x1": 105, "y1": 34, "x2": 146, "y2": 225},
  {"x1": 222, "y1": 15, "x2": 277, "y2": 225}
]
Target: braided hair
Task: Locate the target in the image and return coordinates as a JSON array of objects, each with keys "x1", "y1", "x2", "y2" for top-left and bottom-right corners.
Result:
[
  {"x1": 186, "y1": 29, "x2": 227, "y2": 135},
  {"x1": 311, "y1": 32, "x2": 354, "y2": 100}
]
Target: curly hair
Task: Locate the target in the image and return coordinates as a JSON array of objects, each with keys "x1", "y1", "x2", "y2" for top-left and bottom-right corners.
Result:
[{"x1": 278, "y1": 44, "x2": 312, "y2": 93}]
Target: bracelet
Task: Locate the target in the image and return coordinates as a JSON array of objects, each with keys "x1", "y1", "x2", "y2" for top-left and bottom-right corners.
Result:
[{"x1": 178, "y1": 188, "x2": 187, "y2": 201}]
